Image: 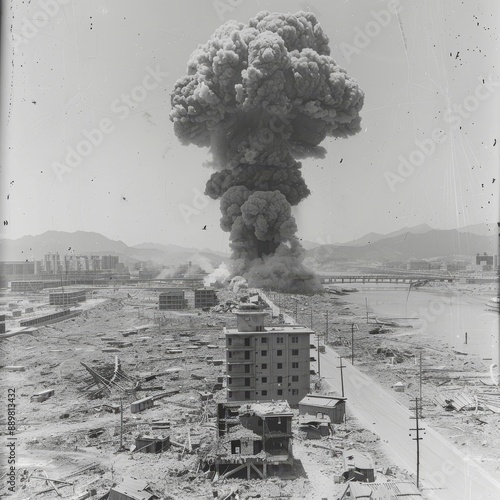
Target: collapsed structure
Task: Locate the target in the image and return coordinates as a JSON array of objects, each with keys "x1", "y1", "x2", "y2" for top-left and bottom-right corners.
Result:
[
  {"x1": 170, "y1": 11, "x2": 364, "y2": 292},
  {"x1": 203, "y1": 400, "x2": 293, "y2": 480}
]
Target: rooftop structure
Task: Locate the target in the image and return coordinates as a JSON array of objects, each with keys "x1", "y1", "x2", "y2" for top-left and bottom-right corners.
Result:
[{"x1": 339, "y1": 481, "x2": 422, "y2": 499}]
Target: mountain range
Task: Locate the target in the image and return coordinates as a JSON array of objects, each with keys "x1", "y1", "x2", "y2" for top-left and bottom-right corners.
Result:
[
  {"x1": 1, "y1": 223, "x2": 497, "y2": 269},
  {"x1": 0, "y1": 231, "x2": 227, "y2": 272},
  {"x1": 305, "y1": 226, "x2": 498, "y2": 264}
]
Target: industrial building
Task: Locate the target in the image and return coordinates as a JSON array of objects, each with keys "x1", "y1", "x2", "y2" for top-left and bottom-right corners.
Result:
[
  {"x1": 158, "y1": 289, "x2": 188, "y2": 310},
  {"x1": 225, "y1": 304, "x2": 313, "y2": 405},
  {"x1": 20, "y1": 309, "x2": 80, "y2": 327},
  {"x1": 0, "y1": 261, "x2": 38, "y2": 276},
  {"x1": 204, "y1": 401, "x2": 293, "y2": 479},
  {"x1": 10, "y1": 281, "x2": 57, "y2": 292},
  {"x1": 194, "y1": 287, "x2": 218, "y2": 309},
  {"x1": 406, "y1": 260, "x2": 431, "y2": 271},
  {"x1": 49, "y1": 289, "x2": 87, "y2": 306}
]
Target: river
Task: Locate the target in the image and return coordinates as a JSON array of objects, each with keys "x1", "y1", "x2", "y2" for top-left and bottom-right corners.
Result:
[{"x1": 326, "y1": 283, "x2": 499, "y2": 364}]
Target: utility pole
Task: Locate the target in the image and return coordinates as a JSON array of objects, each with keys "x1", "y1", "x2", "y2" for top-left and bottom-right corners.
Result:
[
  {"x1": 119, "y1": 396, "x2": 124, "y2": 451},
  {"x1": 410, "y1": 397, "x2": 425, "y2": 489},
  {"x1": 317, "y1": 333, "x2": 321, "y2": 379},
  {"x1": 337, "y1": 356, "x2": 346, "y2": 397},
  {"x1": 365, "y1": 297, "x2": 369, "y2": 323},
  {"x1": 351, "y1": 323, "x2": 354, "y2": 365},
  {"x1": 419, "y1": 349, "x2": 423, "y2": 405},
  {"x1": 295, "y1": 300, "x2": 298, "y2": 323},
  {"x1": 325, "y1": 311, "x2": 329, "y2": 343},
  {"x1": 310, "y1": 305, "x2": 313, "y2": 329}
]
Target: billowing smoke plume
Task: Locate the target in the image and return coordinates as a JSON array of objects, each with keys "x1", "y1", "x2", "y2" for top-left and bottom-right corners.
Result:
[{"x1": 170, "y1": 11, "x2": 364, "y2": 293}]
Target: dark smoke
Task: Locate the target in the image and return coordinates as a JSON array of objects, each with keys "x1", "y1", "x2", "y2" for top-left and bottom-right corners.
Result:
[{"x1": 170, "y1": 11, "x2": 364, "y2": 293}]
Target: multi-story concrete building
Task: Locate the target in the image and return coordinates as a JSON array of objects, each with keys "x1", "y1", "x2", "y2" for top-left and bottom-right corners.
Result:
[
  {"x1": 101, "y1": 255, "x2": 119, "y2": 270},
  {"x1": 43, "y1": 253, "x2": 62, "y2": 274},
  {"x1": 194, "y1": 287, "x2": 218, "y2": 309},
  {"x1": 159, "y1": 289, "x2": 188, "y2": 310},
  {"x1": 225, "y1": 304, "x2": 313, "y2": 406}
]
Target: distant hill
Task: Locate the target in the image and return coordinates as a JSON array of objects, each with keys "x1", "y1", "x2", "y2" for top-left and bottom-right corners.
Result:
[
  {"x1": 457, "y1": 223, "x2": 498, "y2": 237},
  {"x1": 334, "y1": 223, "x2": 434, "y2": 247},
  {"x1": 1, "y1": 231, "x2": 227, "y2": 270},
  {"x1": 306, "y1": 228, "x2": 497, "y2": 264}
]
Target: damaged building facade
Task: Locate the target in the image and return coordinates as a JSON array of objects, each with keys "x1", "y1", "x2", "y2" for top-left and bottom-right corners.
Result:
[
  {"x1": 225, "y1": 304, "x2": 313, "y2": 405},
  {"x1": 203, "y1": 401, "x2": 293, "y2": 480},
  {"x1": 158, "y1": 289, "x2": 188, "y2": 310}
]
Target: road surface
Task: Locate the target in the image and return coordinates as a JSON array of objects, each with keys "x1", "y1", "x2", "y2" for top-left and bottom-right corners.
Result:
[{"x1": 319, "y1": 341, "x2": 500, "y2": 500}]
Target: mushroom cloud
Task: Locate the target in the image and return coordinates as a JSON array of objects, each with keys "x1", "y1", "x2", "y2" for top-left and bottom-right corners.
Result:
[{"x1": 170, "y1": 11, "x2": 364, "y2": 293}]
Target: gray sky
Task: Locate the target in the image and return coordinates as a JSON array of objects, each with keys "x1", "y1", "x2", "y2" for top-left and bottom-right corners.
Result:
[{"x1": 2, "y1": 0, "x2": 499, "y2": 251}]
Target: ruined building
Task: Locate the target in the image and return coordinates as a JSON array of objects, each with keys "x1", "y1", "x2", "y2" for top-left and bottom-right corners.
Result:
[
  {"x1": 158, "y1": 289, "x2": 188, "y2": 310},
  {"x1": 203, "y1": 401, "x2": 294, "y2": 479},
  {"x1": 194, "y1": 287, "x2": 218, "y2": 309},
  {"x1": 225, "y1": 304, "x2": 313, "y2": 405}
]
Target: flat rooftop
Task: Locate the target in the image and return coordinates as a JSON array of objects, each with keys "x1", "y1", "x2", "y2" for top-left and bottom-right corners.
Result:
[
  {"x1": 226, "y1": 325, "x2": 314, "y2": 335},
  {"x1": 223, "y1": 400, "x2": 293, "y2": 417}
]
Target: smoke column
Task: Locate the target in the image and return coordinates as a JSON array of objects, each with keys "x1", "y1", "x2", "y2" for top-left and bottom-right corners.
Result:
[{"x1": 170, "y1": 11, "x2": 364, "y2": 293}]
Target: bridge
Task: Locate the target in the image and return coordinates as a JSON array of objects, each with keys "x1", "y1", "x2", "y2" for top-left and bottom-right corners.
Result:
[{"x1": 319, "y1": 274, "x2": 456, "y2": 284}]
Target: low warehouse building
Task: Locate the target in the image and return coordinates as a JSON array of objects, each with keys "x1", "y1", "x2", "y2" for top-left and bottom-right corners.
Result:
[
  {"x1": 343, "y1": 448, "x2": 375, "y2": 483},
  {"x1": 49, "y1": 289, "x2": 86, "y2": 306},
  {"x1": 135, "y1": 435, "x2": 170, "y2": 453},
  {"x1": 339, "y1": 481, "x2": 422, "y2": 499},
  {"x1": 11, "y1": 281, "x2": 46, "y2": 292},
  {"x1": 298, "y1": 394, "x2": 346, "y2": 424},
  {"x1": 108, "y1": 477, "x2": 157, "y2": 500},
  {"x1": 130, "y1": 396, "x2": 154, "y2": 414}
]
